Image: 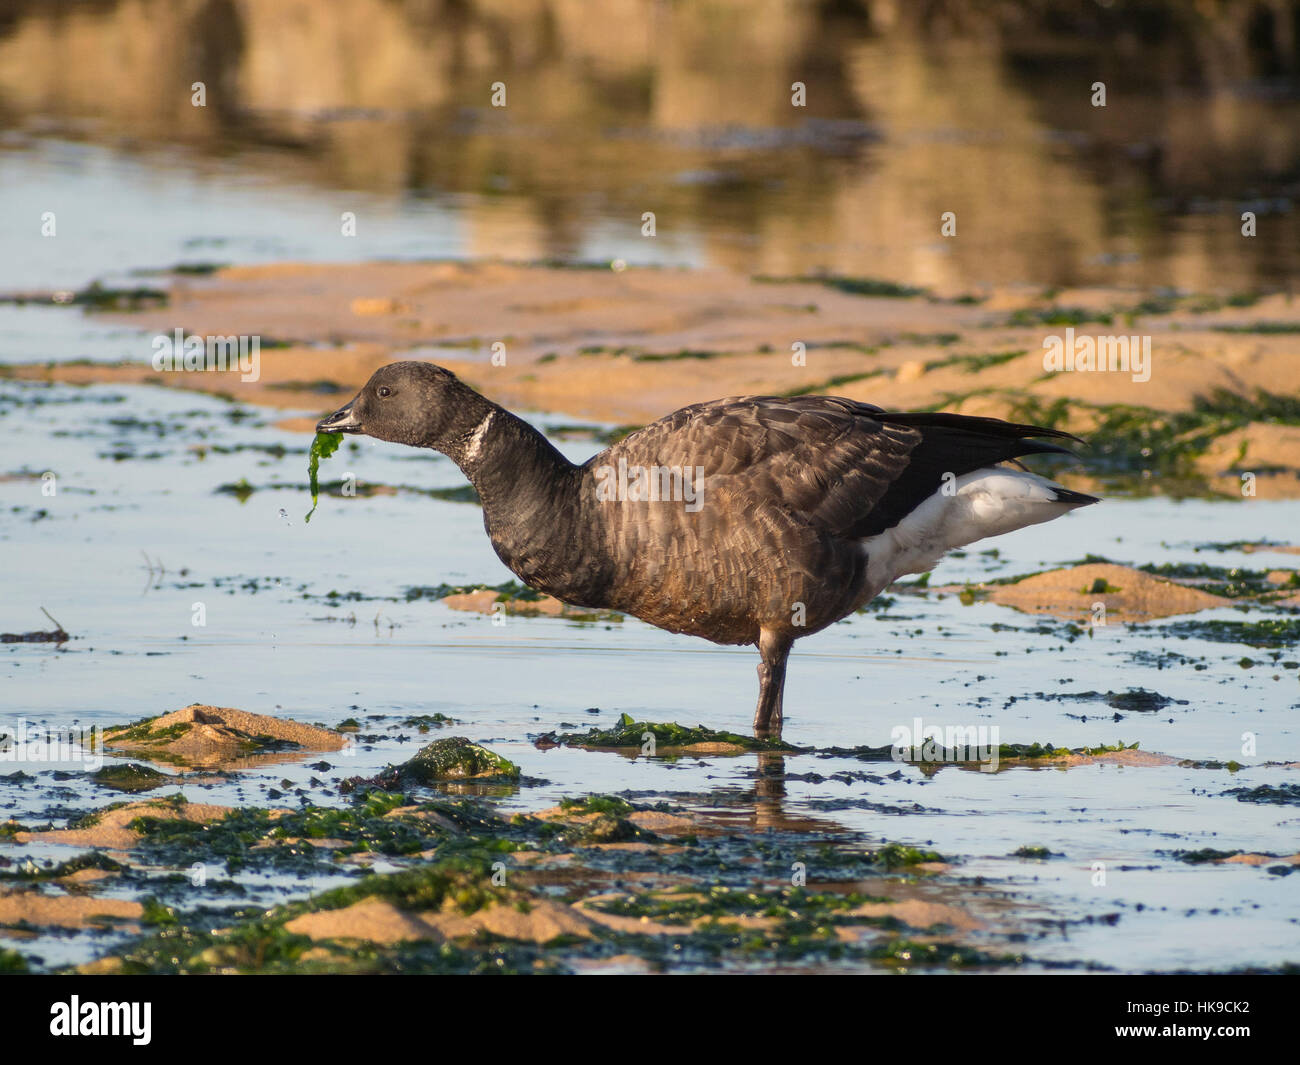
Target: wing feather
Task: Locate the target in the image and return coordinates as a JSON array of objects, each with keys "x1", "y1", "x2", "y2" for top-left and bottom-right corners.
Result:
[{"x1": 588, "y1": 396, "x2": 919, "y2": 539}]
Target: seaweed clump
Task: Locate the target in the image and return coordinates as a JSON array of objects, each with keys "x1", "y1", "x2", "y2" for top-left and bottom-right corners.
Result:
[
  {"x1": 537, "y1": 713, "x2": 798, "y2": 753},
  {"x1": 305, "y1": 431, "x2": 343, "y2": 522},
  {"x1": 342, "y1": 737, "x2": 522, "y2": 793}
]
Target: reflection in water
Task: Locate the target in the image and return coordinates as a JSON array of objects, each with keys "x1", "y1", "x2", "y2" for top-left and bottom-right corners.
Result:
[
  {"x1": 753, "y1": 751, "x2": 789, "y2": 831},
  {"x1": 755, "y1": 751, "x2": 787, "y2": 780},
  {"x1": 0, "y1": 0, "x2": 1297, "y2": 289}
]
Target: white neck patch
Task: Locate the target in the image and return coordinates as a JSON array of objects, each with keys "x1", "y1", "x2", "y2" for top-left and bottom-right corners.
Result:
[{"x1": 464, "y1": 410, "x2": 495, "y2": 463}]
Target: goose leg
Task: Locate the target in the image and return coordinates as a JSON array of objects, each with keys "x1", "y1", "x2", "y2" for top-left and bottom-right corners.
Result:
[{"x1": 753, "y1": 630, "x2": 793, "y2": 738}]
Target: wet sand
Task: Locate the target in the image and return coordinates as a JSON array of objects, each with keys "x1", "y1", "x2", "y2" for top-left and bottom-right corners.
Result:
[{"x1": 7, "y1": 261, "x2": 1298, "y2": 499}]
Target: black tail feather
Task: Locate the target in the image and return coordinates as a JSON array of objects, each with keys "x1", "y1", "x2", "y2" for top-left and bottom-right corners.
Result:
[
  {"x1": 1051, "y1": 485, "x2": 1101, "y2": 506},
  {"x1": 874, "y1": 410, "x2": 1086, "y2": 447},
  {"x1": 850, "y1": 410, "x2": 1093, "y2": 537}
]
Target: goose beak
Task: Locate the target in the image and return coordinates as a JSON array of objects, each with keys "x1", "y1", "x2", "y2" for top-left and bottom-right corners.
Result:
[{"x1": 317, "y1": 398, "x2": 362, "y2": 434}]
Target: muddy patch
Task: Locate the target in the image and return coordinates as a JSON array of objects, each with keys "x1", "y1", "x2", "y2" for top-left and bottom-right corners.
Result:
[
  {"x1": 983, "y1": 563, "x2": 1227, "y2": 621},
  {"x1": 103, "y1": 705, "x2": 346, "y2": 769}
]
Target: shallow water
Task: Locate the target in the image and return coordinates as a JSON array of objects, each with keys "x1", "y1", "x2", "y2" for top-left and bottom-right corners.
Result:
[{"x1": 3, "y1": 379, "x2": 1297, "y2": 971}]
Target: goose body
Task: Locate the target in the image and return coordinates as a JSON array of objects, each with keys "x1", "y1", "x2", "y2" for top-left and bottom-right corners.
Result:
[{"x1": 319, "y1": 362, "x2": 1098, "y2": 736}]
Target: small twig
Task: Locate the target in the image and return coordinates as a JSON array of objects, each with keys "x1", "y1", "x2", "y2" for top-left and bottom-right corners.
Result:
[{"x1": 40, "y1": 607, "x2": 67, "y2": 634}]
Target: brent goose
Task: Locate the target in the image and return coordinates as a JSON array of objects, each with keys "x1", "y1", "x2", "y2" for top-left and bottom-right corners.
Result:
[{"x1": 319, "y1": 362, "x2": 1097, "y2": 737}]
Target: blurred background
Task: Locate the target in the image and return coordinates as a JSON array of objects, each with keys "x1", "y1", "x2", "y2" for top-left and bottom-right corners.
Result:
[{"x1": 1, "y1": 0, "x2": 1297, "y2": 292}]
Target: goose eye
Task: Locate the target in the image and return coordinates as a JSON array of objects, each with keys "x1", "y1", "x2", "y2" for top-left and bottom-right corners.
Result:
[{"x1": 377, "y1": 386, "x2": 392, "y2": 398}]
